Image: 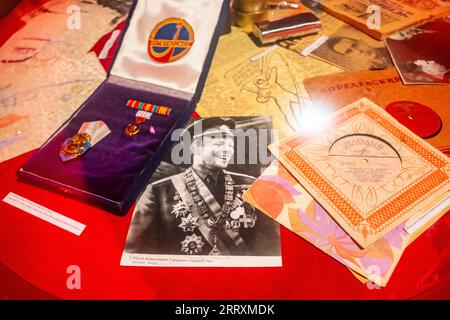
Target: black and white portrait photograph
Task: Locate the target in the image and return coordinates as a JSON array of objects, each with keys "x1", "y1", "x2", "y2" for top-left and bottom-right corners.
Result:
[
  {"x1": 312, "y1": 25, "x2": 393, "y2": 71},
  {"x1": 121, "y1": 116, "x2": 282, "y2": 267},
  {"x1": 385, "y1": 17, "x2": 450, "y2": 85}
]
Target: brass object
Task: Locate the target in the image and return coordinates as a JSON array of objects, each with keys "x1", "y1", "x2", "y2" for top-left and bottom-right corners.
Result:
[
  {"x1": 125, "y1": 122, "x2": 141, "y2": 136},
  {"x1": 233, "y1": 0, "x2": 269, "y2": 13},
  {"x1": 71, "y1": 133, "x2": 90, "y2": 145},
  {"x1": 60, "y1": 133, "x2": 92, "y2": 161},
  {"x1": 268, "y1": 0, "x2": 301, "y2": 9},
  {"x1": 61, "y1": 133, "x2": 91, "y2": 155},
  {"x1": 234, "y1": 9, "x2": 269, "y2": 32}
]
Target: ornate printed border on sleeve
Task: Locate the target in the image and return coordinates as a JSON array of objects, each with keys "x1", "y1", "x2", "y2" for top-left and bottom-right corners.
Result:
[{"x1": 269, "y1": 98, "x2": 450, "y2": 248}]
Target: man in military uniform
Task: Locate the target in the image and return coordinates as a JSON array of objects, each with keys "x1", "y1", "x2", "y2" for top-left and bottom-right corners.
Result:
[{"x1": 125, "y1": 118, "x2": 280, "y2": 256}]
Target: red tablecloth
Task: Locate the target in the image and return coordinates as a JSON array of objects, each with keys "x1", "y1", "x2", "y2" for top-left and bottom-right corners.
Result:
[
  {"x1": 0, "y1": 151, "x2": 449, "y2": 299},
  {"x1": 1, "y1": 1, "x2": 449, "y2": 300},
  {"x1": 0, "y1": 0, "x2": 51, "y2": 47}
]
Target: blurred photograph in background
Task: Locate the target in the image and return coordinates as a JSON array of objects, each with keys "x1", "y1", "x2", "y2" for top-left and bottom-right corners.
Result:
[
  {"x1": 386, "y1": 17, "x2": 450, "y2": 85},
  {"x1": 312, "y1": 24, "x2": 393, "y2": 71}
]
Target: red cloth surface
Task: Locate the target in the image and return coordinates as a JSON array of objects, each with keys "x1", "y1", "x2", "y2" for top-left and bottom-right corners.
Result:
[
  {"x1": 0, "y1": 0, "x2": 52, "y2": 47},
  {"x1": 1, "y1": 153, "x2": 449, "y2": 299},
  {"x1": 0, "y1": 2, "x2": 449, "y2": 300}
]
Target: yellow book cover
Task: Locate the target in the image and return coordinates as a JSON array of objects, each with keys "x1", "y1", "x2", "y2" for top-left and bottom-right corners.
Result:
[{"x1": 320, "y1": 0, "x2": 450, "y2": 40}]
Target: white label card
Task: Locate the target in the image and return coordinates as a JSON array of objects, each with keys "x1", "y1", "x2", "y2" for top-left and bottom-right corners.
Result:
[
  {"x1": 3, "y1": 192, "x2": 86, "y2": 236},
  {"x1": 301, "y1": 35, "x2": 328, "y2": 57}
]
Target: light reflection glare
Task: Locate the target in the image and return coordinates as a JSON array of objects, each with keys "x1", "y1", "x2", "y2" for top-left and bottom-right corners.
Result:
[{"x1": 294, "y1": 103, "x2": 332, "y2": 134}]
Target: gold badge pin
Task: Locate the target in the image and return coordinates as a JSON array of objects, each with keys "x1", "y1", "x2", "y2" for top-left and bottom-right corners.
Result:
[
  {"x1": 125, "y1": 122, "x2": 141, "y2": 136},
  {"x1": 60, "y1": 133, "x2": 92, "y2": 161}
]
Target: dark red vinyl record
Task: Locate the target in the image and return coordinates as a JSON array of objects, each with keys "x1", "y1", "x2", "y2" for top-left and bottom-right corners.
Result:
[{"x1": 385, "y1": 101, "x2": 442, "y2": 139}]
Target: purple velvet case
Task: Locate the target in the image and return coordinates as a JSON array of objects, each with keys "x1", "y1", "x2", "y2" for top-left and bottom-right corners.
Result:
[{"x1": 17, "y1": 0, "x2": 228, "y2": 215}]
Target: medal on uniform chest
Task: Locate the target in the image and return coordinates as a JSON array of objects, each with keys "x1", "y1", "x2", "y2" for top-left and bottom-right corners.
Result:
[
  {"x1": 172, "y1": 193, "x2": 203, "y2": 255},
  {"x1": 229, "y1": 204, "x2": 257, "y2": 230},
  {"x1": 124, "y1": 99, "x2": 172, "y2": 136},
  {"x1": 171, "y1": 197, "x2": 191, "y2": 218},
  {"x1": 230, "y1": 219, "x2": 240, "y2": 232},
  {"x1": 209, "y1": 234, "x2": 222, "y2": 256},
  {"x1": 239, "y1": 213, "x2": 256, "y2": 228},
  {"x1": 180, "y1": 234, "x2": 204, "y2": 255},
  {"x1": 230, "y1": 206, "x2": 244, "y2": 220},
  {"x1": 178, "y1": 214, "x2": 200, "y2": 233},
  {"x1": 229, "y1": 190, "x2": 256, "y2": 229}
]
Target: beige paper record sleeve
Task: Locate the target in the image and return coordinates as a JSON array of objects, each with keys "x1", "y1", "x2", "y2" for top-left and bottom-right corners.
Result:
[
  {"x1": 302, "y1": 67, "x2": 450, "y2": 155},
  {"x1": 269, "y1": 98, "x2": 450, "y2": 248}
]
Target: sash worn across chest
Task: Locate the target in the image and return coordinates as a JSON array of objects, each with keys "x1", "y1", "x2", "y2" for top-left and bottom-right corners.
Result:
[{"x1": 171, "y1": 170, "x2": 247, "y2": 255}]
